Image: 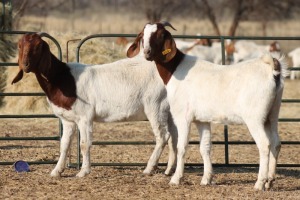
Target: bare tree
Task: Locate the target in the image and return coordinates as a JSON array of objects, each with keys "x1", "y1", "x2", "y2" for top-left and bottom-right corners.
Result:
[
  {"x1": 192, "y1": 0, "x2": 221, "y2": 36},
  {"x1": 192, "y1": 0, "x2": 300, "y2": 36},
  {"x1": 129, "y1": 0, "x2": 189, "y2": 22}
]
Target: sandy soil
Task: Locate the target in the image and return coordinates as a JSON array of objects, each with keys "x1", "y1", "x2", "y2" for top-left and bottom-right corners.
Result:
[{"x1": 0, "y1": 81, "x2": 299, "y2": 199}]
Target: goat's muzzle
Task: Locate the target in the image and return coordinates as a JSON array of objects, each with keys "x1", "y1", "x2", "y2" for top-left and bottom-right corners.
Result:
[
  {"x1": 21, "y1": 61, "x2": 31, "y2": 73},
  {"x1": 144, "y1": 49, "x2": 154, "y2": 61}
]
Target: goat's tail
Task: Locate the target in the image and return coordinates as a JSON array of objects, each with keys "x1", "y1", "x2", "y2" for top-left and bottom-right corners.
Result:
[{"x1": 262, "y1": 53, "x2": 289, "y2": 84}]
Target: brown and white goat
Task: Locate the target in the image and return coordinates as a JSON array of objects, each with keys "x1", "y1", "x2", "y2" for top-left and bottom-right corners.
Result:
[
  {"x1": 127, "y1": 22, "x2": 288, "y2": 191},
  {"x1": 13, "y1": 33, "x2": 178, "y2": 177}
]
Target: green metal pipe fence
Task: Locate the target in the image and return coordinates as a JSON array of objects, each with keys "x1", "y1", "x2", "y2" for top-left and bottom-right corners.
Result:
[
  {"x1": 75, "y1": 34, "x2": 300, "y2": 168},
  {"x1": 0, "y1": 31, "x2": 63, "y2": 165},
  {"x1": 0, "y1": 32, "x2": 299, "y2": 169}
]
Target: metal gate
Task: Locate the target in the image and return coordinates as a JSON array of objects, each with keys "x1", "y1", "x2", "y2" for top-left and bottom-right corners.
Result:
[
  {"x1": 0, "y1": 32, "x2": 299, "y2": 168},
  {"x1": 75, "y1": 34, "x2": 300, "y2": 168},
  {"x1": 0, "y1": 31, "x2": 63, "y2": 165}
]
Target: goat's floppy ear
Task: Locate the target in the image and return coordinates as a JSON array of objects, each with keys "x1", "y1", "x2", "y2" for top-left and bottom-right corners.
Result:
[
  {"x1": 11, "y1": 59, "x2": 24, "y2": 84},
  {"x1": 11, "y1": 68, "x2": 24, "y2": 84},
  {"x1": 127, "y1": 32, "x2": 143, "y2": 58},
  {"x1": 162, "y1": 30, "x2": 177, "y2": 62},
  {"x1": 38, "y1": 40, "x2": 52, "y2": 76}
]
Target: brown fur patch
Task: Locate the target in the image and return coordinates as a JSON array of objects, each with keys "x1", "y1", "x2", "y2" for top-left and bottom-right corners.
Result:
[
  {"x1": 273, "y1": 57, "x2": 281, "y2": 87},
  {"x1": 15, "y1": 33, "x2": 77, "y2": 110},
  {"x1": 156, "y1": 50, "x2": 185, "y2": 85}
]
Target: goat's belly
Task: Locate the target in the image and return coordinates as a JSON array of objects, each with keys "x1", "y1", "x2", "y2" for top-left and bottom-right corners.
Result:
[
  {"x1": 94, "y1": 109, "x2": 148, "y2": 122},
  {"x1": 195, "y1": 112, "x2": 245, "y2": 125}
]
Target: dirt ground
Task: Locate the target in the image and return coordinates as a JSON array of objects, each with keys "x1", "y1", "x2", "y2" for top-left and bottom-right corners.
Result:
[{"x1": 0, "y1": 80, "x2": 300, "y2": 199}]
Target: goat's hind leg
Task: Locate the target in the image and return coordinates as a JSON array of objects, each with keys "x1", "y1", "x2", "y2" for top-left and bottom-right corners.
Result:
[
  {"x1": 247, "y1": 122, "x2": 271, "y2": 191},
  {"x1": 143, "y1": 120, "x2": 169, "y2": 175},
  {"x1": 51, "y1": 120, "x2": 76, "y2": 177},
  {"x1": 76, "y1": 120, "x2": 93, "y2": 177},
  {"x1": 195, "y1": 122, "x2": 213, "y2": 185},
  {"x1": 265, "y1": 120, "x2": 281, "y2": 190}
]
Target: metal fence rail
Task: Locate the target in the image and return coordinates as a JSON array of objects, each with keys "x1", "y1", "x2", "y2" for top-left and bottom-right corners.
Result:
[
  {"x1": 0, "y1": 32, "x2": 299, "y2": 169},
  {"x1": 0, "y1": 31, "x2": 63, "y2": 165},
  {"x1": 75, "y1": 34, "x2": 300, "y2": 168}
]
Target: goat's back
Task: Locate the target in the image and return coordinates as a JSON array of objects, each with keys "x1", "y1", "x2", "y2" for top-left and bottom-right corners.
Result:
[
  {"x1": 59, "y1": 58, "x2": 168, "y2": 122},
  {"x1": 167, "y1": 54, "x2": 285, "y2": 124}
]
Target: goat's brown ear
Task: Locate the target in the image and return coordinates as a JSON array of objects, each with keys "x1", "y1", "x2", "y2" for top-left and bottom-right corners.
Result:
[
  {"x1": 127, "y1": 32, "x2": 143, "y2": 58},
  {"x1": 11, "y1": 69, "x2": 24, "y2": 84},
  {"x1": 163, "y1": 31, "x2": 177, "y2": 62},
  {"x1": 38, "y1": 40, "x2": 52, "y2": 76}
]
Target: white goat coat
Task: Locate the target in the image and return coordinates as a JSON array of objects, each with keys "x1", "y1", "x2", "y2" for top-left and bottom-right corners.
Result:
[
  {"x1": 164, "y1": 53, "x2": 286, "y2": 190},
  {"x1": 166, "y1": 54, "x2": 280, "y2": 125},
  {"x1": 233, "y1": 40, "x2": 271, "y2": 63},
  {"x1": 50, "y1": 57, "x2": 176, "y2": 177},
  {"x1": 50, "y1": 57, "x2": 167, "y2": 123},
  {"x1": 186, "y1": 44, "x2": 222, "y2": 64},
  {"x1": 288, "y1": 47, "x2": 300, "y2": 80}
]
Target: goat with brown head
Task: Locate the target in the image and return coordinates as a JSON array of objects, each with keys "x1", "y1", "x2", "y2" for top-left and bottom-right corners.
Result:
[
  {"x1": 127, "y1": 22, "x2": 185, "y2": 84},
  {"x1": 127, "y1": 22, "x2": 180, "y2": 63},
  {"x1": 12, "y1": 33, "x2": 52, "y2": 84},
  {"x1": 12, "y1": 33, "x2": 77, "y2": 110}
]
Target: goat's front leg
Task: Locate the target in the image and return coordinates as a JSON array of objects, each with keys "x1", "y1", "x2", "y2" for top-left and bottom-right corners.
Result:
[
  {"x1": 76, "y1": 120, "x2": 93, "y2": 177},
  {"x1": 169, "y1": 116, "x2": 191, "y2": 185},
  {"x1": 143, "y1": 125, "x2": 169, "y2": 175},
  {"x1": 164, "y1": 114, "x2": 178, "y2": 176},
  {"x1": 51, "y1": 120, "x2": 76, "y2": 177}
]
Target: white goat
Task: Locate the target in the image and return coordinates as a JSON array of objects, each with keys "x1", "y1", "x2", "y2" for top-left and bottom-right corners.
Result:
[
  {"x1": 127, "y1": 22, "x2": 288, "y2": 191},
  {"x1": 182, "y1": 39, "x2": 235, "y2": 64},
  {"x1": 13, "y1": 33, "x2": 177, "y2": 177},
  {"x1": 233, "y1": 40, "x2": 281, "y2": 63},
  {"x1": 288, "y1": 47, "x2": 300, "y2": 79}
]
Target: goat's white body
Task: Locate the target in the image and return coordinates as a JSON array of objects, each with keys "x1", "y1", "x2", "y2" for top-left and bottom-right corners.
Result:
[
  {"x1": 175, "y1": 39, "x2": 196, "y2": 52},
  {"x1": 50, "y1": 57, "x2": 177, "y2": 177},
  {"x1": 233, "y1": 40, "x2": 271, "y2": 63},
  {"x1": 186, "y1": 44, "x2": 223, "y2": 64},
  {"x1": 288, "y1": 47, "x2": 300, "y2": 79},
  {"x1": 165, "y1": 54, "x2": 286, "y2": 190},
  {"x1": 136, "y1": 23, "x2": 286, "y2": 190},
  {"x1": 167, "y1": 55, "x2": 279, "y2": 124}
]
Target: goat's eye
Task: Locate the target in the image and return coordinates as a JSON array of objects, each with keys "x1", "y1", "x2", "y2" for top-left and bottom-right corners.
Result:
[{"x1": 160, "y1": 33, "x2": 165, "y2": 39}]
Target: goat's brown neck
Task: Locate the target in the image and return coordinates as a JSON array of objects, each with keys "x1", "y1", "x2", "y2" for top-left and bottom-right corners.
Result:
[
  {"x1": 35, "y1": 53, "x2": 77, "y2": 110},
  {"x1": 155, "y1": 49, "x2": 185, "y2": 85}
]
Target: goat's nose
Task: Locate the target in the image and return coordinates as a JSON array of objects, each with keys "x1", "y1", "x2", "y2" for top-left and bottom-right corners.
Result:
[
  {"x1": 144, "y1": 49, "x2": 151, "y2": 55},
  {"x1": 23, "y1": 61, "x2": 29, "y2": 67}
]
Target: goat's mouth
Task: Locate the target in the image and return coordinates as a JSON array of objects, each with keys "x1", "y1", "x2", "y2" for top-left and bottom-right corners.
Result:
[
  {"x1": 22, "y1": 65, "x2": 31, "y2": 73},
  {"x1": 144, "y1": 54, "x2": 154, "y2": 61}
]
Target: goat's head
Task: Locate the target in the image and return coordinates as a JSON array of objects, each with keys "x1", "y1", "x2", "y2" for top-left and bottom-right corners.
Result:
[
  {"x1": 127, "y1": 22, "x2": 177, "y2": 63},
  {"x1": 269, "y1": 41, "x2": 281, "y2": 52},
  {"x1": 12, "y1": 33, "x2": 51, "y2": 84}
]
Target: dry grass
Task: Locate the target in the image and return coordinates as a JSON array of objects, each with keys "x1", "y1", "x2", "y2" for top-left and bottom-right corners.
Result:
[
  {"x1": 0, "y1": 10, "x2": 299, "y2": 199},
  {"x1": 0, "y1": 119, "x2": 299, "y2": 199}
]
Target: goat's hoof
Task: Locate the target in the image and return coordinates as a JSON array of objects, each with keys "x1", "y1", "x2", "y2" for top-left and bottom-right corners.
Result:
[
  {"x1": 264, "y1": 180, "x2": 274, "y2": 190},
  {"x1": 143, "y1": 169, "x2": 153, "y2": 175},
  {"x1": 254, "y1": 181, "x2": 265, "y2": 191},
  {"x1": 164, "y1": 168, "x2": 175, "y2": 176},
  {"x1": 200, "y1": 178, "x2": 212, "y2": 186},
  {"x1": 50, "y1": 170, "x2": 62, "y2": 177},
  {"x1": 76, "y1": 169, "x2": 90, "y2": 178},
  {"x1": 169, "y1": 177, "x2": 180, "y2": 185}
]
